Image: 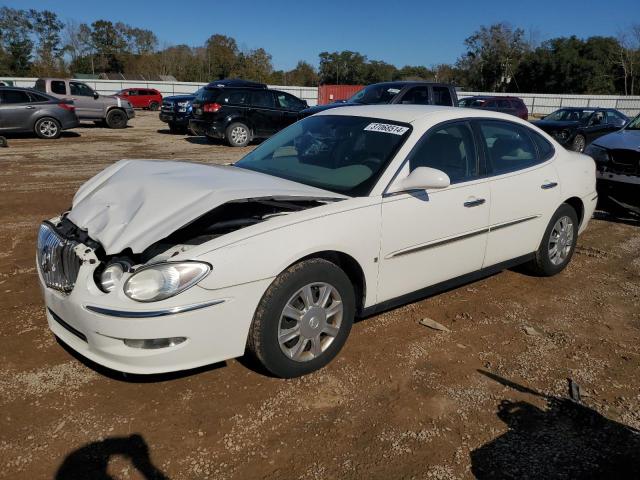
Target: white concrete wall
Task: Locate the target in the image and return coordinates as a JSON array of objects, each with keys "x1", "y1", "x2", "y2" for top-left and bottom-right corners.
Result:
[
  {"x1": 1, "y1": 77, "x2": 319, "y2": 106},
  {"x1": 3, "y1": 77, "x2": 640, "y2": 116}
]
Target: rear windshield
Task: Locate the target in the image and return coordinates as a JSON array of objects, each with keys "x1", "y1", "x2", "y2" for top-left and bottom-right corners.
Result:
[
  {"x1": 348, "y1": 83, "x2": 405, "y2": 105},
  {"x1": 236, "y1": 115, "x2": 411, "y2": 196},
  {"x1": 195, "y1": 87, "x2": 221, "y2": 102}
]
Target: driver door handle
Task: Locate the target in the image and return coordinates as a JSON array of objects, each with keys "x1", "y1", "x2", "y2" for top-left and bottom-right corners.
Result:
[
  {"x1": 541, "y1": 182, "x2": 558, "y2": 190},
  {"x1": 464, "y1": 198, "x2": 486, "y2": 208},
  {"x1": 25, "y1": 105, "x2": 36, "y2": 109}
]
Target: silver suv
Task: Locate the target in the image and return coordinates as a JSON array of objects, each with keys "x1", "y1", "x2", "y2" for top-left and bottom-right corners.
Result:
[{"x1": 35, "y1": 78, "x2": 135, "y2": 129}]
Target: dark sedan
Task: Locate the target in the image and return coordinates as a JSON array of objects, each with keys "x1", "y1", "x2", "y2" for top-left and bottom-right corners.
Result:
[
  {"x1": 0, "y1": 87, "x2": 78, "y2": 139},
  {"x1": 584, "y1": 114, "x2": 640, "y2": 216},
  {"x1": 532, "y1": 107, "x2": 628, "y2": 153},
  {"x1": 298, "y1": 82, "x2": 458, "y2": 119}
]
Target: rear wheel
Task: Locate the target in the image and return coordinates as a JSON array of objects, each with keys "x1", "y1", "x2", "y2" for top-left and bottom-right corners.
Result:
[
  {"x1": 248, "y1": 258, "x2": 355, "y2": 378},
  {"x1": 527, "y1": 203, "x2": 579, "y2": 276},
  {"x1": 34, "y1": 117, "x2": 61, "y2": 139},
  {"x1": 572, "y1": 134, "x2": 586, "y2": 153},
  {"x1": 149, "y1": 101, "x2": 159, "y2": 111},
  {"x1": 225, "y1": 122, "x2": 250, "y2": 147},
  {"x1": 105, "y1": 109, "x2": 128, "y2": 129}
]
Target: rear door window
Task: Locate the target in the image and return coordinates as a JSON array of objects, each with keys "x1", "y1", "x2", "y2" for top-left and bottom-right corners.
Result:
[
  {"x1": 399, "y1": 87, "x2": 430, "y2": 105},
  {"x1": 251, "y1": 90, "x2": 275, "y2": 108},
  {"x1": 275, "y1": 92, "x2": 306, "y2": 110},
  {"x1": 197, "y1": 88, "x2": 221, "y2": 102},
  {"x1": 221, "y1": 89, "x2": 248, "y2": 105},
  {"x1": 432, "y1": 86, "x2": 453, "y2": 106},
  {"x1": 51, "y1": 80, "x2": 66, "y2": 95},
  {"x1": 0, "y1": 90, "x2": 31, "y2": 104},
  {"x1": 478, "y1": 120, "x2": 539, "y2": 175}
]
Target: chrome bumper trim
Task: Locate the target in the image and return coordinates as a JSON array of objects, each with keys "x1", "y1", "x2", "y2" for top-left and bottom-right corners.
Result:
[{"x1": 85, "y1": 299, "x2": 225, "y2": 318}]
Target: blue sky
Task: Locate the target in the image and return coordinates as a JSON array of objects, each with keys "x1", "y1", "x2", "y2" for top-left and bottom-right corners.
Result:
[{"x1": 6, "y1": 0, "x2": 639, "y2": 70}]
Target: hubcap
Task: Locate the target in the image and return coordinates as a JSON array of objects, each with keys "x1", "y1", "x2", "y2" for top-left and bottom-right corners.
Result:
[
  {"x1": 277, "y1": 282, "x2": 343, "y2": 362},
  {"x1": 548, "y1": 215, "x2": 574, "y2": 266},
  {"x1": 39, "y1": 120, "x2": 58, "y2": 138},
  {"x1": 231, "y1": 126, "x2": 248, "y2": 144},
  {"x1": 574, "y1": 136, "x2": 585, "y2": 152}
]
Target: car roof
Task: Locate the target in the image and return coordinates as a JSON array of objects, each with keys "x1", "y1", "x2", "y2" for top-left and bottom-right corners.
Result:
[
  {"x1": 314, "y1": 104, "x2": 529, "y2": 125},
  {"x1": 369, "y1": 81, "x2": 452, "y2": 87}
]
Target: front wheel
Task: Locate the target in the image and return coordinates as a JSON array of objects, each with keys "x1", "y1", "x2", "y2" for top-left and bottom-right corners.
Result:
[
  {"x1": 572, "y1": 134, "x2": 586, "y2": 153},
  {"x1": 149, "y1": 101, "x2": 159, "y2": 111},
  {"x1": 225, "y1": 122, "x2": 250, "y2": 147},
  {"x1": 34, "y1": 117, "x2": 61, "y2": 139},
  {"x1": 527, "y1": 204, "x2": 579, "y2": 276},
  {"x1": 248, "y1": 258, "x2": 355, "y2": 378},
  {"x1": 105, "y1": 109, "x2": 128, "y2": 129}
]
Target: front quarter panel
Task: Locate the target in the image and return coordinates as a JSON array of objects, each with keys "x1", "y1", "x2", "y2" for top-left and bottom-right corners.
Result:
[{"x1": 194, "y1": 198, "x2": 382, "y2": 308}]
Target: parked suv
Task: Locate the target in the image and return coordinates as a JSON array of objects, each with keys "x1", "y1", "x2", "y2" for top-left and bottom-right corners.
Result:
[
  {"x1": 34, "y1": 78, "x2": 135, "y2": 129},
  {"x1": 159, "y1": 88, "x2": 203, "y2": 133},
  {"x1": 298, "y1": 82, "x2": 459, "y2": 119},
  {"x1": 0, "y1": 86, "x2": 78, "y2": 139},
  {"x1": 189, "y1": 79, "x2": 308, "y2": 147},
  {"x1": 458, "y1": 95, "x2": 528, "y2": 120},
  {"x1": 115, "y1": 88, "x2": 162, "y2": 110}
]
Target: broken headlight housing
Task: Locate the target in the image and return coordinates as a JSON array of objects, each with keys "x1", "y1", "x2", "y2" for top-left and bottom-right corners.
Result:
[
  {"x1": 584, "y1": 144, "x2": 610, "y2": 164},
  {"x1": 123, "y1": 262, "x2": 211, "y2": 302}
]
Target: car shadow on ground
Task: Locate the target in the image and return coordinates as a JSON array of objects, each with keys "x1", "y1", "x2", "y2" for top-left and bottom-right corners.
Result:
[
  {"x1": 56, "y1": 337, "x2": 227, "y2": 383},
  {"x1": 471, "y1": 370, "x2": 640, "y2": 479},
  {"x1": 593, "y1": 209, "x2": 640, "y2": 227},
  {"x1": 55, "y1": 434, "x2": 169, "y2": 480}
]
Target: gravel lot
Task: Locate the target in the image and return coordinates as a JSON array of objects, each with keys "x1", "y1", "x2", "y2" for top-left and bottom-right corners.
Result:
[{"x1": 1, "y1": 112, "x2": 639, "y2": 479}]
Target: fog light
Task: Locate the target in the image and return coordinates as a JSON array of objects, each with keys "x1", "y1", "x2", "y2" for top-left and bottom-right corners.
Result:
[{"x1": 123, "y1": 337, "x2": 187, "y2": 349}]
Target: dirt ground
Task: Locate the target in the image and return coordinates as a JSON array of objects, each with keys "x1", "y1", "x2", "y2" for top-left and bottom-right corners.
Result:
[{"x1": 1, "y1": 112, "x2": 639, "y2": 480}]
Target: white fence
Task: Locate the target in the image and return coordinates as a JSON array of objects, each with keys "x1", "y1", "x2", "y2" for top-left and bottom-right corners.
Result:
[
  {"x1": 3, "y1": 77, "x2": 640, "y2": 116},
  {"x1": 1, "y1": 77, "x2": 319, "y2": 106},
  {"x1": 458, "y1": 91, "x2": 640, "y2": 117}
]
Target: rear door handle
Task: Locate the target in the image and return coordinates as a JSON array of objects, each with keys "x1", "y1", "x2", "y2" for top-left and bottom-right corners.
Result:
[
  {"x1": 541, "y1": 182, "x2": 558, "y2": 190},
  {"x1": 464, "y1": 198, "x2": 486, "y2": 208},
  {"x1": 25, "y1": 105, "x2": 36, "y2": 109}
]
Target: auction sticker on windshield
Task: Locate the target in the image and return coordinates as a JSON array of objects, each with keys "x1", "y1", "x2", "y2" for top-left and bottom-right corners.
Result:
[{"x1": 364, "y1": 123, "x2": 409, "y2": 135}]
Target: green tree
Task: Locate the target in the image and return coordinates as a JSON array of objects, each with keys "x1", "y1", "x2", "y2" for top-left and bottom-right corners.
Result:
[
  {"x1": 0, "y1": 7, "x2": 33, "y2": 75},
  {"x1": 29, "y1": 9, "x2": 64, "y2": 75},
  {"x1": 318, "y1": 50, "x2": 368, "y2": 84},
  {"x1": 204, "y1": 34, "x2": 239, "y2": 79}
]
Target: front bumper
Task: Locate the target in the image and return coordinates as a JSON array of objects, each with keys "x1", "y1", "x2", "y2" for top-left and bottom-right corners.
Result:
[
  {"x1": 39, "y1": 253, "x2": 272, "y2": 374},
  {"x1": 159, "y1": 112, "x2": 191, "y2": 125}
]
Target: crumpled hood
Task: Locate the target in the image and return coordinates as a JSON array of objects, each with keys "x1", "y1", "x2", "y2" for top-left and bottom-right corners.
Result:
[
  {"x1": 67, "y1": 160, "x2": 345, "y2": 255},
  {"x1": 592, "y1": 129, "x2": 640, "y2": 151}
]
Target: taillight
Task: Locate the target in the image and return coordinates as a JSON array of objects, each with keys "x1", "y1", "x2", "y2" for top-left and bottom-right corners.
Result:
[
  {"x1": 203, "y1": 102, "x2": 221, "y2": 113},
  {"x1": 58, "y1": 103, "x2": 75, "y2": 112}
]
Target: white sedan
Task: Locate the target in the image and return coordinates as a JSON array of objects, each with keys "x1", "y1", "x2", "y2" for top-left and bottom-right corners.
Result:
[{"x1": 37, "y1": 105, "x2": 597, "y2": 378}]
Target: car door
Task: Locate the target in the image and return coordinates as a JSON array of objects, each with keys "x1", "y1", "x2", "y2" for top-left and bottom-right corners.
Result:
[
  {"x1": 431, "y1": 85, "x2": 454, "y2": 106},
  {"x1": 274, "y1": 91, "x2": 306, "y2": 130},
  {"x1": 0, "y1": 89, "x2": 35, "y2": 132},
  {"x1": 476, "y1": 119, "x2": 561, "y2": 268},
  {"x1": 397, "y1": 86, "x2": 430, "y2": 105},
  {"x1": 581, "y1": 110, "x2": 610, "y2": 143},
  {"x1": 249, "y1": 90, "x2": 280, "y2": 137},
  {"x1": 69, "y1": 81, "x2": 100, "y2": 118},
  {"x1": 378, "y1": 120, "x2": 491, "y2": 302}
]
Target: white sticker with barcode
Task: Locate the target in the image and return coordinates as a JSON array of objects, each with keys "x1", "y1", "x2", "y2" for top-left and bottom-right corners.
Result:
[{"x1": 364, "y1": 123, "x2": 409, "y2": 135}]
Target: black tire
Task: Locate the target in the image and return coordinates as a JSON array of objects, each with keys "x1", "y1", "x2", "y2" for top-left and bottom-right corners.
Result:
[
  {"x1": 572, "y1": 134, "x2": 586, "y2": 153},
  {"x1": 225, "y1": 122, "x2": 250, "y2": 147},
  {"x1": 149, "y1": 101, "x2": 159, "y2": 111},
  {"x1": 247, "y1": 258, "x2": 355, "y2": 378},
  {"x1": 34, "y1": 117, "x2": 62, "y2": 139},
  {"x1": 527, "y1": 203, "x2": 579, "y2": 276},
  {"x1": 105, "y1": 109, "x2": 128, "y2": 129}
]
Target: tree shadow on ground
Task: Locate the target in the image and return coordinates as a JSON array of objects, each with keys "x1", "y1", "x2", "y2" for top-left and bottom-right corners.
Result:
[
  {"x1": 55, "y1": 434, "x2": 169, "y2": 480},
  {"x1": 471, "y1": 370, "x2": 640, "y2": 479}
]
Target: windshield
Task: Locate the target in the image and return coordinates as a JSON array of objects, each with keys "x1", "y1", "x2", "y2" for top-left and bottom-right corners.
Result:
[
  {"x1": 235, "y1": 115, "x2": 411, "y2": 196},
  {"x1": 545, "y1": 109, "x2": 593, "y2": 122},
  {"x1": 625, "y1": 114, "x2": 640, "y2": 130},
  {"x1": 348, "y1": 83, "x2": 405, "y2": 105}
]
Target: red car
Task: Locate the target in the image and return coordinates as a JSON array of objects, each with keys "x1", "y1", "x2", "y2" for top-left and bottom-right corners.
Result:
[
  {"x1": 458, "y1": 95, "x2": 529, "y2": 120},
  {"x1": 115, "y1": 88, "x2": 162, "y2": 110}
]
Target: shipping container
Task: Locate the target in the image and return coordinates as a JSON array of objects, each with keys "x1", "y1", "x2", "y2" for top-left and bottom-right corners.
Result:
[{"x1": 318, "y1": 84, "x2": 363, "y2": 105}]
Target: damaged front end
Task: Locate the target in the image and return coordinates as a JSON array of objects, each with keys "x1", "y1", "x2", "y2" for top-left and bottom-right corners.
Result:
[{"x1": 41, "y1": 196, "x2": 335, "y2": 298}]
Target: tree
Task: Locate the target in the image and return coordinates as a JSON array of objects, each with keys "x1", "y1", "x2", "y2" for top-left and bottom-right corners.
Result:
[
  {"x1": 204, "y1": 34, "x2": 239, "y2": 79},
  {"x1": 91, "y1": 20, "x2": 127, "y2": 72},
  {"x1": 285, "y1": 61, "x2": 318, "y2": 86},
  {"x1": 318, "y1": 50, "x2": 368, "y2": 84},
  {"x1": 398, "y1": 65, "x2": 433, "y2": 81},
  {"x1": 0, "y1": 7, "x2": 33, "y2": 75},
  {"x1": 29, "y1": 9, "x2": 63, "y2": 75},
  {"x1": 458, "y1": 22, "x2": 527, "y2": 91},
  {"x1": 236, "y1": 47, "x2": 273, "y2": 82}
]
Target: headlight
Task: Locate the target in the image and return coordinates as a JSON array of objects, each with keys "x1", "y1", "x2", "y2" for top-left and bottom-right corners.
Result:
[
  {"x1": 99, "y1": 263, "x2": 125, "y2": 293},
  {"x1": 584, "y1": 144, "x2": 610, "y2": 163},
  {"x1": 124, "y1": 262, "x2": 210, "y2": 302}
]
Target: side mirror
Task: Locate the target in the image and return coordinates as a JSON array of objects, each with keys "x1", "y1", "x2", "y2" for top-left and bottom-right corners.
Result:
[
  {"x1": 93, "y1": 91, "x2": 99, "y2": 99},
  {"x1": 387, "y1": 167, "x2": 450, "y2": 194}
]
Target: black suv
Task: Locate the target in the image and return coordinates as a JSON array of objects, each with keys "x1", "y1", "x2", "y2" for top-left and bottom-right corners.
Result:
[
  {"x1": 298, "y1": 82, "x2": 459, "y2": 119},
  {"x1": 189, "y1": 79, "x2": 308, "y2": 147}
]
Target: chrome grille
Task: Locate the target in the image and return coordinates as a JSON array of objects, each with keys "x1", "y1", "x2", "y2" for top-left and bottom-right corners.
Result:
[{"x1": 37, "y1": 222, "x2": 82, "y2": 293}]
